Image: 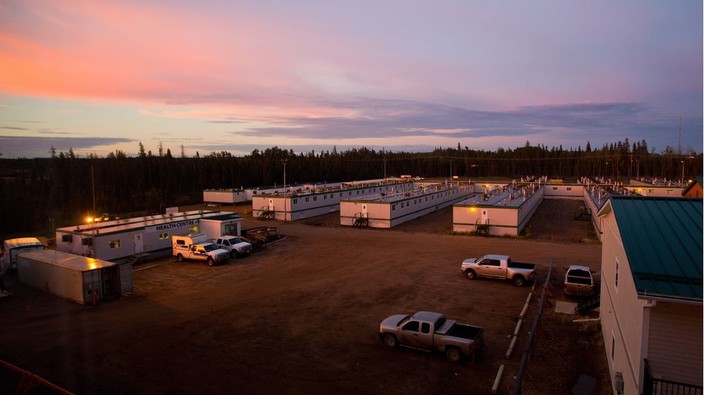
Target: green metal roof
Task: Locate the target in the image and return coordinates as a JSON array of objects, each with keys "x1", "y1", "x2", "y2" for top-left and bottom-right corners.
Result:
[{"x1": 608, "y1": 196, "x2": 702, "y2": 302}]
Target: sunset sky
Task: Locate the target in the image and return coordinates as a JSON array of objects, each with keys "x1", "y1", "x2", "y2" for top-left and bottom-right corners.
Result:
[{"x1": 1, "y1": 1, "x2": 702, "y2": 158}]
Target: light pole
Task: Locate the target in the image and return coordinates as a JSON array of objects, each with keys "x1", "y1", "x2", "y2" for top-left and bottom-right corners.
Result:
[
  {"x1": 681, "y1": 160, "x2": 685, "y2": 185},
  {"x1": 281, "y1": 159, "x2": 288, "y2": 189}
]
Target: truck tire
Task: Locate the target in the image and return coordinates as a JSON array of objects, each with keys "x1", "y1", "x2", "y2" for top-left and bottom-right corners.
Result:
[
  {"x1": 381, "y1": 334, "x2": 398, "y2": 348},
  {"x1": 513, "y1": 275, "x2": 525, "y2": 286},
  {"x1": 207, "y1": 257, "x2": 214, "y2": 266},
  {"x1": 445, "y1": 347, "x2": 462, "y2": 362},
  {"x1": 177, "y1": 254, "x2": 184, "y2": 262},
  {"x1": 465, "y1": 269, "x2": 477, "y2": 280}
]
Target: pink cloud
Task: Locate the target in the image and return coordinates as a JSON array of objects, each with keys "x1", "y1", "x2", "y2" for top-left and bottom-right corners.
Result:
[{"x1": 0, "y1": 1, "x2": 316, "y2": 103}]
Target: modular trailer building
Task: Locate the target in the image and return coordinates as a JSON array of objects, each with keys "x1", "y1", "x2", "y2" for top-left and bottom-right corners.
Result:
[
  {"x1": 452, "y1": 183, "x2": 545, "y2": 236},
  {"x1": 340, "y1": 182, "x2": 473, "y2": 228},
  {"x1": 17, "y1": 250, "x2": 132, "y2": 305},
  {"x1": 252, "y1": 180, "x2": 414, "y2": 221},
  {"x1": 55, "y1": 210, "x2": 243, "y2": 262},
  {"x1": 203, "y1": 189, "x2": 247, "y2": 204}
]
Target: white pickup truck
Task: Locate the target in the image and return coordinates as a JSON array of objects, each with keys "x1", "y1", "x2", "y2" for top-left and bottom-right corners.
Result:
[
  {"x1": 460, "y1": 254, "x2": 537, "y2": 286},
  {"x1": 379, "y1": 311, "x2": 483, "y2": 362},
  {"x1": 172, "y1": 234, "x2": 229, "y2": 266},
  {"x1": 214, "y1": 236, "x2": 252, "y2": 257}
]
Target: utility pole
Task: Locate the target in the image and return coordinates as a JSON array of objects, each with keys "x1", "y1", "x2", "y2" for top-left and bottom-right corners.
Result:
[
  {"x1": 281, "y1": 159, "x2": 288, "y2": 188},
  {"x1": 678, "y1": 115, "x2": 682, "y2": 156},
  {"x1": 91, "y1": 164, "x2": 96, "y2": 215}
]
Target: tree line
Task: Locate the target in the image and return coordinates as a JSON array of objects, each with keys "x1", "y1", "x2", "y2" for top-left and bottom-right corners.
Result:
[{"x1": 1, "y1": 139, "x2": 701, "y2": 239}]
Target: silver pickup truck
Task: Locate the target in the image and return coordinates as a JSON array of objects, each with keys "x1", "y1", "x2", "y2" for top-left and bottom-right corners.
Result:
[
  {"x1": 378, "y1": 311, "x2": 483, "y2": 362},
  {"x1": 461, "y1": 254, "x2": 536, "y2": 286}
]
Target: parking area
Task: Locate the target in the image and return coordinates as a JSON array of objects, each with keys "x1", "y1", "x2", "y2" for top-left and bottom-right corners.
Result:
[{"x1": 0, "y1": 200, "x2": 610, "y2": 394}]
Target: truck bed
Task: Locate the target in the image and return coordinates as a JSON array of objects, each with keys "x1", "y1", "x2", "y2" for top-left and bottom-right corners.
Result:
[
  {"x1": 509, "y1": 261, "x2": 536, "y2": 270},
  {"x1": 445, "y1": 323, "x2": 483, "y2": 340}
]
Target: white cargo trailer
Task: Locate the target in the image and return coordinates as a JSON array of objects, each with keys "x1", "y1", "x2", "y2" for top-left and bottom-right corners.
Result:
[
  {"x1": 2, "y1": 237, "x2": 45, "y2": 269},
  {"x1": 17, "y1": 250, "x2": 132, "y2": 305}
]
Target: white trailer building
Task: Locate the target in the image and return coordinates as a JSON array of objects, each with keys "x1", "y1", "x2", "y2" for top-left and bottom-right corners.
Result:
[
  {"x1": 55, "y1": 210, "x2": 243, "y2": 262},
  {"x1": 17, "y1": 250, "x2": 132, "y2": 305},
  {"x1": 203, "y1": 189, "x2": 247, "y2": 204},
  {"x1": 252, "y1": 180, "x2": 414, "y2": 221},
  {"x1": 453, "y1": 182, "x2": 545, "y2": 236},
  {"x1": 340, "y1": 182, "x2": 472, "y2": 228}
]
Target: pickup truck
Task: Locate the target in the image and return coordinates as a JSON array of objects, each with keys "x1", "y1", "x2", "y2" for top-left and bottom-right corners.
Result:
[
  {"x1": 564, "y1": 265, "x2": 596, "y2": 297},
  {"x1": 215, "y1": 236, "x2": 253, "y2": 257},
  {"x1": 460, "y1": 254, "x2": 536, "y2": 286},
  {"x1": 173, "y1": 234, "x2": 230, "y2": 266},
  {"x1": 378, "y1": 311, "x2": 483, "y2": 362}
]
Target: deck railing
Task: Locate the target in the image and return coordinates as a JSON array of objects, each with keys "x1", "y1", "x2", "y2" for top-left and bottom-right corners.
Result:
[{"x1": 644, "y1": 359, "x2": 702, "y2": 395}]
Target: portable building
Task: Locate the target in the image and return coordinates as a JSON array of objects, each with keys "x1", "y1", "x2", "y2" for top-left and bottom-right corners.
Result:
[
  {"x1": 55, "y1": 210, "x2": 242, "y2": 263},
  {"x1": 203, "y1": 189, "x2": 247, "y2": 204},
  {"x1": 340, "y1": 183, "x2": 472, "y2": 228},
  {"x1": 453, "y1": 183, "x2": 544, "y2": 236},
  {"x1": 253, "y1": 180, "x2": 413, "y2": 221},
  {"x1": 199, "y1": 214, "x2": 243, "y2": 239},
  {"x1": 17, "y1": 250, "x2": 132, "y2": 305}
]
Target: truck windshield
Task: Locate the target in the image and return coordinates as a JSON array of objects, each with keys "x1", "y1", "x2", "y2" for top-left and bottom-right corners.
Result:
[{"x1": 203, "y1": 244, "x2": 219, "y2": 252}]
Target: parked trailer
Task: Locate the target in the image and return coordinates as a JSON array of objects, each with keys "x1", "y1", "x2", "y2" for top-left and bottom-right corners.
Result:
[
  {"x1": 17, "y1": 250, "x2": 132, "y2": 305},
  {"x1": 2, "y1": 237, "x2": 45, "y2": 270}
]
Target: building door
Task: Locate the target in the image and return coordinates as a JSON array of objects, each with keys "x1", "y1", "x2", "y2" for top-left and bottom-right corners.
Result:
[
  {"x1": 481, "y1": 210, "x2": 489, "y2": 224},
  {"x1": 134, "y1": 234, "x2": 144, "y2": 254},
  {"x1": 362, "y1": 204, "x2": 368, "y2": 218}
]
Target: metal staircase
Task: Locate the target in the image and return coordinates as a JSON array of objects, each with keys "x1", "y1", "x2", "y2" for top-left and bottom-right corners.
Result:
[
  {"x1": 475, "y1": 218, "x2": 490, "y2": 235},
  {"x1": 352, "y1": 213, "x2": 369, "y2": 228},
  {"x1": 257, "y1": 206, "x2": 275, "y2": 220}
]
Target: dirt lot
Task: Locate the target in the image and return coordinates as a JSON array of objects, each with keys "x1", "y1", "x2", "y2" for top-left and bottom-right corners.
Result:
[{"x1": 0, "y1": 199, "x2": 610, "y2": 394}]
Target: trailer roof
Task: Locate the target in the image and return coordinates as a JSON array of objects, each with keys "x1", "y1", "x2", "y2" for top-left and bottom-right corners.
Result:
[
  {"x1": 3, "y1": 237, "x2": 43, "y2": 249},
  {"x1": 55, "y1": 210, "x2": 238, "y2": 236},
  {"x1": 19, "y1": 250, "x2": 116, "y2": 271}
]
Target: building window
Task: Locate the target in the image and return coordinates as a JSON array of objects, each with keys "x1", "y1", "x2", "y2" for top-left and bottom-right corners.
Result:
[
  {"x1": 615, "y1": 259, "x2": 619, "y2": 288},
  {"x1": 159, "y1": 233, "x2": 169, "y2": 240},
  {"x1": 306, "y1": 197, "x2": 309, "y2": 202},
  {"x1": 611, "y1": 334, "x2": 615, "y2": 362},
  {"x1": 109, "y1": 240, "x2": 121, "y2": 249},
  {"x1": 553, "y1": 187, "x2": 558, "y2": 190},
  {"x1": 566, "y1": 187, "x2": 572, "y2": 191},
  {"x1": 189, "y1": 225, "x2": 198, "y2": 233},
  {"x1": 392, "y1": 205, "x2": 396, "y2": 211},
  {"x1": 313, "y1": 196, "x2": 317, "y2": 201},
  {"x1": 293, "y1": 199, "x2": 298, "y2": 204}
]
